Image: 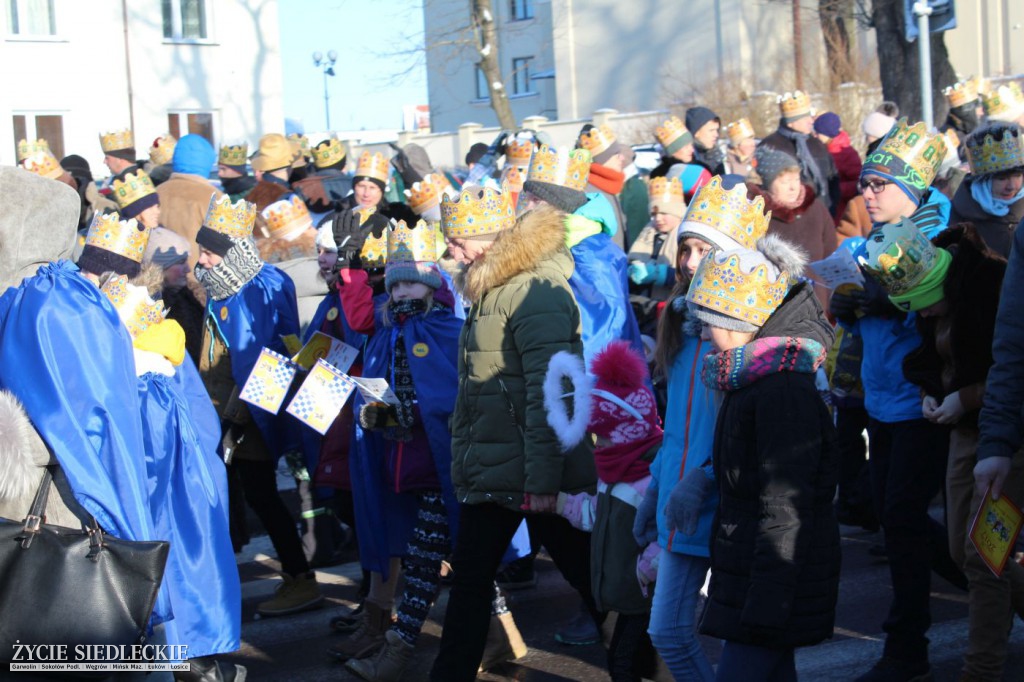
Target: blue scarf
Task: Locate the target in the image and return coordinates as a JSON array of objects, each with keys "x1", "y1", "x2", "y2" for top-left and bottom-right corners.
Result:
[{"x1": 970, "y1": 176, "x2": 1024, "y2": 217}]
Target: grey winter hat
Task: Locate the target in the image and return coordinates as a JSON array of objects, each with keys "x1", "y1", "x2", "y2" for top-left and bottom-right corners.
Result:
[
  {"x1": 754, "y1": 146, "x2": 801, "y2": 187},
  {"x1": 523, "y1": 179, "x2": 587, "y2": 213}
]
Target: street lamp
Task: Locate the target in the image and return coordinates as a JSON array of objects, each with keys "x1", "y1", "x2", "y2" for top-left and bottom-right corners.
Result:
[{"x1": 313, "y1": 50, "x2": 338, "y2": 131}]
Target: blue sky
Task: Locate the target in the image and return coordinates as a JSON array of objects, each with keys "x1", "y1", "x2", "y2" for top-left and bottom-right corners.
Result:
[{"x1": 278, "y1": 0, "x2": 428, "y2": 133}]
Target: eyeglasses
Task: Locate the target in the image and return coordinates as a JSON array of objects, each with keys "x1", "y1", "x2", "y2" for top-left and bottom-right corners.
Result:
[{"x1": 859, "y1": 178, "x2": 892, "y2": 194}]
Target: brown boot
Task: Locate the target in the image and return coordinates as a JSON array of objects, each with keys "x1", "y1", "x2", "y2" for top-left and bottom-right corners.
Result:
[
  {"x1": 345, "y1": 629, "x2": 415, "y2": 681},
  {"x1": 328, "y1": 600, "x2": 390, "y2": 661},
  {"x1": 478, "y1": 612, "x2": 528, "y2": 672}
]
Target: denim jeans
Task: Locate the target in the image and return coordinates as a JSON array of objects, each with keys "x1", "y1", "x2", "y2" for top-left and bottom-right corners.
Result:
[
  {"x1": 716, "y1": 642, "x2": 795, "y2": 682},
  {"x1": 648, "y1": 550, "x2": 714, "y2": 681}
]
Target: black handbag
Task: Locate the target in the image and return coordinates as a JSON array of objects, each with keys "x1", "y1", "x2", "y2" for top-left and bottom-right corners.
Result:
[{"x1": 0, "y1": 465, "x2": 170, "y2": 662}]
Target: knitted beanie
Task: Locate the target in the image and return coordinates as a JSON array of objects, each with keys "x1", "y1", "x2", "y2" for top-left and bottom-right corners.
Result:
[
  {"x1": 755, "y1": 146, "x2": 801, "y2": 187},
  {"x1": 685, "y1": 107, "x2": 720, "y2": 143},
  {"x1": 172, "y1": 134, "x2": 216, "y2": 176},
  {"x1": 385, "y1": 260, "x2": 443, "y2": 292},
  {"x1": 523, "y1": 179, "x2": 587, "y2": 213},
  {"x1": 862, "y1": 112, "x2": 897, "y2": 140},
  {"x1": 813, "y1": 112, "x2": 842, "y2": 139},
  {"x1": 143, "y1": 226, "x2": 190, "y2": 269},
  {"x1": 588, "y1": 341, "x2": 660, "y2": 443}
]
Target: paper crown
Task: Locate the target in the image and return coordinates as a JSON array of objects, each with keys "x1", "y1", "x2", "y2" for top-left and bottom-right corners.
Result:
[
  {"x1": 578, "y1": 124, "x2": 616, "y2": 157},
  {"x1": 112, "y1": 169, "x2": 157, "y2": 211},
  {"x1": 981, "y1": 82, "x2": 1024, "y2": 123},
  {"x1": 404, "y1": 173, "x2": 452, "y2": 215},
  {"x1": 262, "y1": 195, "x2": 313, "y2": 239},
  {"x1": 648, "y1": 177, "x2": 684, "y2": 207},
  {"x1": 505, "y1": 138, "x2": 534, "y2": 168},
  {"x1": 355, "y1": 207, "x2": 388, "y2": 268},
  {"x1": 220, "y1": 143, "x2": 249, "y2": 167},
  {"x1": 778, "y1": 91, "x2": 813, "y2": 119},
  {"x1": 441, "y1": 185, "x2": 516, "y2": 239},
  {"x1": 312, "y1": 138, "x2": 346, "y2": 168},
  {"x1": 686, "y1": 249, "x2": 791, "y2": 327},
  {"x1": 965, "y1": 124, "x2": 1024, "y2": 176},
  {"x1": 203, "y1": 194, "x2": 256, "y2": 240},
  {"x1": 974, "y1": 76, "x2": 991, "y2": 95},
  {"x1": 870, "y1": 118, "x2": 948, "y2": 189},
  {"x1": 101, "y1": 274, "x2": 166, "y2": 339},
  {"x1": 16, "y1": 138, "x2": 50, "y2": 163},
  {"x1": 149, "y1": 135, "x2": 176, "y2": 166},
  {"x1": 526, "y1": 144, "x2": 591, "y2": 191},
  {"x1": 503, "y1": 166, "x2": 525, "y2": 192},
  {"x1": 85, "y1": 212, "x2": 150, "y2": 263},
  {"x1": 944, "y1": 79, "x2": 979, "y2": 108},
  {"x1": 288, "y1": 133, "x2": 311, "y2": 159},
  {"x1": 655, "y1": 115, "x2": 688, "y2": 149},
  {"x1": 857, "y1": 218, "x2": 939, "y2": 296},
  {"x1": 724, "y1": 118, "x2": 755, "y2": 146},
  {"x1": 355, "y1": 151, "x2": 390, "y2": 183},
  {"x1": 681, "y1": 176, "x2": 771, "y2": 250},
  {"x1": 21, "y1": 150, "x2": 63, "y2": 180},
  {"x1": 100, "y1": 129, "x2": 134, "y2": 153},
  {"x1": 387, "y1": 219, "x2": 440, "y2": 263}
]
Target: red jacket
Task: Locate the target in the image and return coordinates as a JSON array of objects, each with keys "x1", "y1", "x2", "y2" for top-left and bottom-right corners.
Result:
[{"x1": 826, "y1": 131, "x2": 862, "y2": 226}]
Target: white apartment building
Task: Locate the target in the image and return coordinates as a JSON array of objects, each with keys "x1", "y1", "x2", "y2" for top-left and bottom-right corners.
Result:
[{"x1": 1, "y1": 0, "x2": 284, "y2": 175}]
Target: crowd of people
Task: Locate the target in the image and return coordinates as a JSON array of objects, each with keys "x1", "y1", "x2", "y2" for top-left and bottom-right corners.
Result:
[{"x1": 3, "y1": 74, "x2": 1024, "y2": 682}]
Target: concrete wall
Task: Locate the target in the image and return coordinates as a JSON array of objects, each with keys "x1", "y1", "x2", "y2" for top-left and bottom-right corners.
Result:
[
  {"x1": 944, "y1": 0, "x2": 1024, "y2": 80},
  {"x1": 2, "y1": 0, "x2": 283, "y2": 176}
]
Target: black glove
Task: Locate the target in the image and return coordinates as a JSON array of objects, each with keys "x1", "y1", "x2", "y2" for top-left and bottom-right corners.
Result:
[
  {"x1": 358, "y1": 402, "x2": 398, "y2": 430},
  {"x1": 829, "y1": 289, "x2": 861, "y2": 324},
  {"x1": 860, "y1": 274, "x2": 902, "y2": 318},
  {"x1": 332, "y1": 209, "x2": 367, "y2": 270}
]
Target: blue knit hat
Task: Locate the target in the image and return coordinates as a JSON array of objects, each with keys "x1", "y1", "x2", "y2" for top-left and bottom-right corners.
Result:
[
  {"x1": 172, "y1": 134, "x2": 216, "y2": 176},
  {"x1": 385, "y1": 261, "x2": 442, "y2": 292}
]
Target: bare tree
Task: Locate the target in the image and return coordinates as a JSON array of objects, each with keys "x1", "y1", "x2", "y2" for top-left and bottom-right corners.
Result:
[
  {"x1": 471, "y1": 0, "x2": 516, "y2": 129},
  {"x1": 819, "y1": 0, "x2": 856, "y2": 88}
]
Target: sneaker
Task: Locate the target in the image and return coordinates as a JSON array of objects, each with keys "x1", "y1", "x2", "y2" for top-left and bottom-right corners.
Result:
[
  {"x1": 257, "y1": 572, "x2": 324, "y2": 617},
  {"x1": 554, "y1": 604, "x2": 600, "y2": 646},
  {"x1": 854, "y1": 656, "x2": 932, "y2": 682},
  {"x1": 496, "y1": 558, "x2": 537, "y2": 591}
]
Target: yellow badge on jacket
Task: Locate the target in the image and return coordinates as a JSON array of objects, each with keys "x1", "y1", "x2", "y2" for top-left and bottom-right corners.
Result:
[
  {"x1": 219, "y1": 307, "x2": 229, "y2": 321},
  {"x1": 326, "y1": 307, "x2": 338, "y2": 322},
  {"x1": 412, "y1": 342, "x2": 429, "y2": 358}
]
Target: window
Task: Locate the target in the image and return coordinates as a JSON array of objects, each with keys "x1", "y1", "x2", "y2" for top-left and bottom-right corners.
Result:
[
  {"x1": 162, "y1": 0, "x2": 208, "y2": 41},
  {"x1": 475, "y1": 67, "x2": 490, "y2": 101},
  {"x1": 13, "y1": 113, "x2": 64, "y2": 159},
  {"x1": 168, "y1": 112, "x2": 215, "y2": 145},
  {"x1": 510, "y1": 0, "x2": 533, "y2": 20},
  {"x1": 6, "y1": 0, "x2": 56, "y2": 36},
  {"x1": 512, "y1": 57, "x2": 533, "y2": 95}
]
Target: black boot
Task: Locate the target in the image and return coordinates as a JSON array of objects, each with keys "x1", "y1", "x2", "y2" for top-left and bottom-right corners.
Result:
[{"x1": 173, "y1": 656, "x2": 247, "y2": 682}]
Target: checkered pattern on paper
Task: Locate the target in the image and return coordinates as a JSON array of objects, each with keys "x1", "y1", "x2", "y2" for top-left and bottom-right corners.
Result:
[
  {"x1": 239, "y1": 347, "x2": 297, "y2": 414},
  {"x1": 286, "y1": 359, "x2": 357, "y2": 434}
]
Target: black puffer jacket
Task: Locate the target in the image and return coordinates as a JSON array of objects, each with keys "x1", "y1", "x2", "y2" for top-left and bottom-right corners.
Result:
[{"x1": 699, "y1": 282, "x2": 841, "y2": 649}]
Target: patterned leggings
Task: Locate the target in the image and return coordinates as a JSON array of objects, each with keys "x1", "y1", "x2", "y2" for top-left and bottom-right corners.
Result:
[{"x1": 393, "y1": 491, "x2": 510, "y2": 646}]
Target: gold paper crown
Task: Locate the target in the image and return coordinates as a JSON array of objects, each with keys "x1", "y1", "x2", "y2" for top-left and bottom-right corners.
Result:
[
  {"x1": 404, "y1": 173, "x2": 448, "y2": 215},
  {"x1": 312, "y1": 139, "x2": 346, "y2": 168},
  {"x1": 203, "y1": 194, "x2": 256, "y2": 240},
  {"x1": 503, "y1": 166, "x2": 525, "y2": 192},
  {"x1": 100, "y1": 274, "x2": 166, "y2": 339},
  {"x1": 100, "y1": 129, "x2": 134, "y2": 153},
  {"x1": 85, "y1": 212, "x2": 150, "y2": 263},
  {"x1": 149, "y1": 135, "x2": 177, "y2": 166},
  {"x1": 981, "y1": 82, "x2": 1024, "y2": 123},
  {"x1": 112, "y1": 169, "x2": 157, "y2": 210},
  {"x1": 724, "y1": 118, "x2": 755, "y2": 146},
  {"x1": 778, "y1": 91, "x2": 812, "y2": 118},
  {"x1": 440, "y1": 185, "x2": 516, "y2": 239},
  {"x1": 943, "y1": 79, "x2": 979, "y2": 108},
  {"x1": 681, "y1": 176, "x2": 771, "y2": 250},
  {"x1": 648, "y1": 177, "x2": 684, "y2": 206},
  {"x1": 974, "y1": 77, "x2": 991, "y2": 95},
  {"x1": 526, "y1": 144, "x2": 591, "y2": 191},
  {"x1": 387, "y1": 219, "x2": 439, "y2": 263},
  {"x1": 355, "y1": 151, "x2": 390, "y2": 184},
  {"x1": 579, "y1": 124, "x2": 616, "y2": 157},
  {"x1": 288, "y1": 133, "x2": 311, "y2": 159},
  {"x1": 21, "y1": 150, "x2": 63, "y2": 180},
  {"x1": 220, "y1": 143, "x2": 249, "y2": 166},
  {"x1": 262, "y1": 195, "x2": 313, "y2": 239},
  {"x1": 965, "y1": 125, "x2": 1024, "y2": 176},
  {"x1": 355, "y1": 207, "x2": 388, "y2": 268},
  {"x1": 505, "y1": 138, "x2": 534, "y2": 168},
  {"x1": 686, "y1": 250, "x2": 791, "y2": 327},
  {"x1": 16, "y1": 138, "x2": 50, "y2": 163},
  {"x1": 857, "y1": 218, "x2": 938, "y2": 296},
  {"x1": 655, "y1": 115, "x2": 688, "y2": 148},
  {"x1": 870, "y1": 118, "x2": 948, "y2": 189}
]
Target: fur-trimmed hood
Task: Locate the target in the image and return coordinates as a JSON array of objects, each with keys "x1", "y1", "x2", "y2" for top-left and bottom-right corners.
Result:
[
  {"x1": 455, "y1": 204, "x2": 572, "y2": 302},
  {"x1": 755, "y1": 232, "x2": 808, "y2": 279}
]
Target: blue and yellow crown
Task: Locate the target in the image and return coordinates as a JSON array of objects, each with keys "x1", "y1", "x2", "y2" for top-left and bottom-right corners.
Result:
[
  {"x1": 16, "y1": 138, "x2": 50, "y2": 163},
  {"x1": 869, "y1": 118, "x2": 947, "y2": 189},
  {"x1": 578, "y1": 125, "x2": 616, "y2": 157},
  {"x1": 312, "y1": 138, "x2": 346, "y2": 168},
  {"x1": 101, "y1": 274, "x2": 166, "y2": 339},
  {"x1": 857, "y1": 218, "x2": 939, "y2": 296},
  {"x1": 219, "y1": 143, "x2": 248, "y2": 166},
  {"x1": 85, "y1": 212, "x2": 150, "y2": 263},
  {"x1": 112, "y1": 169, "x2": 157, "y2": 211},
  {"x1": 440, "y1": 185, "x2": 516, "y2": 239},
  {"x1": 387, "y1": 219, "x2": 440, "y2": 264},
  {"x1": 681, "y1": 176, "x2": 771, "y2": 249},
  {"x1": 686, "y1": 249, "x2": 791, "y2": 327},
  {"x1": 526, "y1": 144, "x2": 591, "y2": 191},
  {"x1": 99, "y1": 129, "x2": 134, "y2": 153},
  {"x1": 262, "y1": 195, "x2": 313, "y2": 239},
  {"x1": 965, "y1": 124, "x2": 1024, "y2": 176},
  {"x1": 203, "y1": 194, "x2": 256, "y2": 240},
  {"x1": 356, "y1": 207, "x2": 388, "y2": 268}
]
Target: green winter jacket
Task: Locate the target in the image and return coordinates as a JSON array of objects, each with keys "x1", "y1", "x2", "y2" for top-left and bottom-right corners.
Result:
[{"x1": 451, "y1": 205, "x2": 597, "y2": 510}]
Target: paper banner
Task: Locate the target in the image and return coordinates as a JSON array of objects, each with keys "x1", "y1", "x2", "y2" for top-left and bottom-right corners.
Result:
[
  {"x1": 286, "y1": 359, "x2": 358, "y2": 434},
  {"x1": 969, "y1": 489, "x2": 1024, "y2": 577},
  {"x1": 292, "y1": 331, "x2": 359, "y2": 373},
  {"x1": 239, "y1": 347, "x2": 298, "y2": 415}
]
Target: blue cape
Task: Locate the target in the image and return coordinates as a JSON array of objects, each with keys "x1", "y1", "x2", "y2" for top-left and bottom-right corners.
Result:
[
  {"x1": 138, "y1": 360, "x2": 241, "y2": 657},
  {"x1": 205, "y1": 263, "x2": 301, "y2": 457},
  {"x1": 350, "y1": 304, "x2": 463, "y2": 577}
]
